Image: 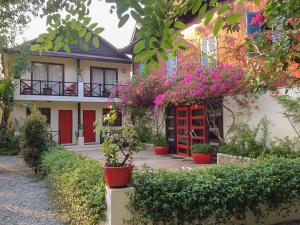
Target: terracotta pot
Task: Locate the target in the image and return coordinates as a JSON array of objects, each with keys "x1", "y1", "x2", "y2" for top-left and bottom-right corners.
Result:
[
  {"x1": 192, "y1": 153, "x2": 212, "y2": 164},
  {"x1": 154, "y1": 146, "x2": 169, "y2": 155},
  {"x1": 103, "y1": 164, "x2": 133, "y2": 188}
]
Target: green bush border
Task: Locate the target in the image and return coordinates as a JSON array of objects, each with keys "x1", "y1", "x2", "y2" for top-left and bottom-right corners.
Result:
[
  {"x1": 41, "y1": 146, "x2": 106, "y2": 225},
  {"x1": 130, "y1": 158, "x2": 300, "y2": 225}
]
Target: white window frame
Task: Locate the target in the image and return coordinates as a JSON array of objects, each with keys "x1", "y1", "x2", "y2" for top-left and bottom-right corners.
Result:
[
  {"x1": 166, "y1": 52, "x2": 177, "y2": 78},
  {"x1": 200, "y1": 35, "x2": 217, "y2": 66}
]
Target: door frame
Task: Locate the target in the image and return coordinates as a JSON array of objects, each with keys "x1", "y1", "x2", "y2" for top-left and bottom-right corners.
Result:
[
  {"x1": 176, "y1": 106, "x2": 190, "y2": 156},
  {"x1": 58, "y1": 110, "x2": 73, "y2": 144},
  {"x1": 83, "y1": 110, "x2": 96, "y2": 143},
  {"x1": 175, "y1": 104, "x2": 207, "y2": 156}
]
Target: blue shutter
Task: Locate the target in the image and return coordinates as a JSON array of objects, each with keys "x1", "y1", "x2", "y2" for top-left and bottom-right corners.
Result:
[
  {"x1": 200, "y1": 38, "x2": 208, "y2": 66},
  {"x1": 246, "y1": 12, "x2": 261, "y2": 35},
  {"x1": 172, "y1": 56, "x2": 177, "y2": 76},
  {"x1": 139, "y1": 63, "x2": 145, "y2": 75}
]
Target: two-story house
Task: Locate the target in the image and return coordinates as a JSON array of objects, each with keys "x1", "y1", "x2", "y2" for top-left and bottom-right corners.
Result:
[
  {"x1": 125, "y1": 0, "x2": 300, "y2": 156},
  {"x1": 13, "y1": 36, "x2": 132, "y2": 145}
]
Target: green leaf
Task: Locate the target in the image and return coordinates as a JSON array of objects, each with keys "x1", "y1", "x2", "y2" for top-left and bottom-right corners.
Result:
[
  {"x1": 88, "y1": 23, "x2": 98, "y2": 30},
  {"x1": 92, "y1": 37, "x2": 100, "y2": 48},
  {"x1": 118, "y1": 14, "x2": 129, "y2": 28},
  {"x1": 158, "y1": 48, "x2": 168, "y2": 60},
  {"x1": 79, "y1": 28, "x2": 87, "y2": 37},
  {"x1": 218, "y1": 5, "x2": 231, "y2": 14},
  {"x1": 94, "y1": 27, "x2": 104, "y2": 35},
  {"x1": 85, "y1": 32, "x2": 92, "y2": 42},
  {"x1": 192, "y1": 0, "x2": 203, "y2": 15},
  {"x1": 133, "y1": 40, "x2": 145, "y2": 54},
  {"x1": 209, "y1": 0, "x2": 218, "y2": 6},
  {"x1": 174, "y1": 21, "x2": 186, "y2": 29},
  {"x1": 204, "y1": 11, "x2": 214, "y2": 25},
  {"x1": 255, "y1": 0, "x2": 260, "y2": 6},
  {"x1": 30, "y1": 44, "x2": 40, "y2": 52},
  {"x1": 177, "y1": 42, "x2": 186, "y2": 50},
  {"x1": 53, "y1": 42, "x2": 64, "y2": 52},
  {"x1": 198, "y1": 3, "x2": 207, "y2": 19},
  {"x1": 131, "y1": 10, "x2": 142, "y2": 23},
  {"x1": 227, "y1": 13, "x2": 242, "y2": 25},
  {"x1": 63, "y1": 45, "x2": 71, "y2": 54},
  {"x1": 134, "y1": 50, "x2": 149, "y2": 62},
  {"x1": 83, "y1": 17, "x2": 91, "y2": 25},
  {"x1": 213, "y1": 18, "x2": 224, "y2": 35}
]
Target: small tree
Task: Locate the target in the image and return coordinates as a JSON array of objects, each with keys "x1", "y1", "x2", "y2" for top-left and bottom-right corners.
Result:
[{"x1": 20, "y1": 110, "x2": 49, "y2": 173}]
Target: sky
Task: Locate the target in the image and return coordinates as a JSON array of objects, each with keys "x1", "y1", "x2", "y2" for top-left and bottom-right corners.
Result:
[{"x1": 18, "y1": 1, "x2": 136, "y2": 49}]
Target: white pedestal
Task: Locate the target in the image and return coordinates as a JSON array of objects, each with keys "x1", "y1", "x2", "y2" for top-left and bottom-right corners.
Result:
[
  {"x1": 105, "y1": 186, "x2": 135, "y2": 225},
  {"x1": 78, "y1": 137, "x2": 84, "y2": 146}
]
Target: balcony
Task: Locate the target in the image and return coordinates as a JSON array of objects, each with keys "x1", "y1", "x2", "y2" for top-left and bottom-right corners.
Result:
[
  {"x1": 20, "y1": 79, "x2": 78, "y2": 96},
  {"x1": 84, "y1": 83, "x2": 122, "y2": 97},
  {"x1": 16, "y1": 79, "x2": 123, "y2": 103}
]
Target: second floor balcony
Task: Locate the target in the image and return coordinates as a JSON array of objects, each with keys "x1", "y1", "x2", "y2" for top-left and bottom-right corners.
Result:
[{"x1": 17, "y1": 79, "x2": 123, "y2": 102}]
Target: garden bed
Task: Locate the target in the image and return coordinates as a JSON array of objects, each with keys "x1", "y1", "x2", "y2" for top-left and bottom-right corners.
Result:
[{"x1": 217, "y1": 153, "x2": 255, "y2": 165}]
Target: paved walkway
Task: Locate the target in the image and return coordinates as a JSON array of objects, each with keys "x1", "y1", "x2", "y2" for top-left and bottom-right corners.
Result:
[
  {"x1": 0, "y1": 156, "x2": 65, "y2": 225},
  {"x1": 70, "y1": 145, "x2": 213, "y2": 170}
]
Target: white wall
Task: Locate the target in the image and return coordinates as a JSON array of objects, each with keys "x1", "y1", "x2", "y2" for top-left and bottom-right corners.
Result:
[{"x1": 223, "y1": 88, "x2": 300, "y2": 139}]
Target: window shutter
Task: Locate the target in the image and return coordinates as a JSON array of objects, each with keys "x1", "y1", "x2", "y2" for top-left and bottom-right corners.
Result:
[
  {"x1": 166, "y1": 54, "x2": 172, "y2": 78},
  {"x1": 172, "y1": 56, "x2": 177, "y2": 76},
  {"x1": 200, "y1": 38, "x2": 208, "y2": 66},
  {"x1": 246, "y1": 12, "x2": 261, "y2": 34},
  {"x1": 139, "y1": 63, "x2": 145, "y2": 75},
  {"x1": 208, "y1": 36, "x2": 217, "y2": 64}
]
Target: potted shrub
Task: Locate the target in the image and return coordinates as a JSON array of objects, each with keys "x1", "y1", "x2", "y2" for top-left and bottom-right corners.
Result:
[
  {"x1": 96, "y1": 109, "x2": 142, "y2": 188},
  {"x1": 152, "y1": 133, "x2": 169, "y2": 155},
  {"x1": 190, "y1": 143, "x2": 212, "y2": 164}
]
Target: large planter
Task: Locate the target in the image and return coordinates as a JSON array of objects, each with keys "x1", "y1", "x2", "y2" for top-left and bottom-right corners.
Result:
[
  {"x1": 192, "y1": 153, "x2": 212, "y2": 164},
  {"x1": 154, "y1": 146, "x2": 169, "y2": 155},
  {"x1": 217, "y1": 153, "x2": 254, "y2": 165},
  {"x1": 103, "y1": 164, "x2": 133, "y2": 188}
]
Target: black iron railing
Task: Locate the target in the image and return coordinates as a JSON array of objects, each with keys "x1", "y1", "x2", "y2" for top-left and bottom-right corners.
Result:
[
  {"x1": 48, "y1": 130, "x2": 61, "y2": 144},
  {"x1": 20, "y1": 79, "x2": 78, "y2": 96},
  {"x1": 84, "y1": 83, "x2": 123, "y2": 97}
]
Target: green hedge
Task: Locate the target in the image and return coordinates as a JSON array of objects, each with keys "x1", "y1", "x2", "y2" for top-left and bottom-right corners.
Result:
[
  {"x1": 130, "y1": 158, "x2": 300, "y2": 225},
  {"x1": 41, "y1": 146, "x2": 106, "y2": 225}
]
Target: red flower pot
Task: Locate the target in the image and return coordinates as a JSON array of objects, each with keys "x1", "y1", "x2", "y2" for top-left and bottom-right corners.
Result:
[
  {"x1": 154, "y1": 146, "x2": 169, "y2": 155},
  {"x1": 192, "y1": 153, "x2": 212, "y2": 164},
  {"x1": 103, "y1": 164, "x2": 133, "y2": 188}
]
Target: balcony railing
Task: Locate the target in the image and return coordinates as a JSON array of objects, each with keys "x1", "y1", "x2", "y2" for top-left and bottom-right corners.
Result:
[
  {"x1": 84, "y1": 83, "x2": 122, "y2": 97},
  {"x1": 20, "y1": 79, "x2": 78, "y2": 96}
]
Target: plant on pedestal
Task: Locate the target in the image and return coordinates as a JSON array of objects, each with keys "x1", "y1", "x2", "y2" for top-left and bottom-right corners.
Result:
[{"x1": 95, "y1": 109, "x2": 142, "y2": 188}]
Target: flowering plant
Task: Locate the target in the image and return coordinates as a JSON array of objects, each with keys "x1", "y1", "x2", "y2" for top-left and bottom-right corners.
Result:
[{"x1": 154, "y1": 64, "x2": 245, "y2": 106}]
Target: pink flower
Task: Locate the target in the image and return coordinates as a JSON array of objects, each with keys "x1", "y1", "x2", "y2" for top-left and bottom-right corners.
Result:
[
  {"x1": 154, "y1": 94, "x2": 166, "y2": 106},
  {"x1": 199, "y1": 74, "x2": 206, "y2": 81},
  {"x1": 209, "y1": 84, "x2": 218, "y2": 93},
  {"x1": 182, "y1": 74, "x2": 195, "y2": 84},
  {"x1": 194, "y1": 67, "x2": 202, "y2": 74},
  {"x1": 250, "y1": 12, "x2": 265, "y2": 27}
]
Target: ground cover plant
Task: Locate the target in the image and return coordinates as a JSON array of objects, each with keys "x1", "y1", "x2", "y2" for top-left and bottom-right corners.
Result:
[
  {"x1": 218, "y1": 117, "x2": 300, "y2": 158},
  {"x1": 129, "y1": 158, "x2": 300, "y2": 225},
  {"x1": 41, "y1": 146, "x2": 106, "y2": 225}
]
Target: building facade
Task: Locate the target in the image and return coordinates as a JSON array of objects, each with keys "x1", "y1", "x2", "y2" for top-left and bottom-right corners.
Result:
[
  {"x1": 127, "y1": 0, "x2": 300, "y2": 156},
  {"x1": 13, "y1": 37, "x2": 132, "y2": 145}
]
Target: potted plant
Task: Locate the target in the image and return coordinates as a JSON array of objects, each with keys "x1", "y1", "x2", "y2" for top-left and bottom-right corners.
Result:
[
  {"x1": 190, "y1": 143, "x2": 212, "y2": 164},
  {"x1": 152, "y1": 133, "x2": 169, "y2": 155},
  {"x1": 96, "y1": 109, "x2": 142, "y2": 188}
]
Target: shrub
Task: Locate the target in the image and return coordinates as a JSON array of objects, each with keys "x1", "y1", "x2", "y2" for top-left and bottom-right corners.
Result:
[
  {"x1": 151, "y1": 133, "x2": 167, "y2": 147},
  {"x1": 41, "y1": 146, "x2": 106, "y2": 225},
  {"x1": 20, "y1": 110, "x2": 49, "y2": 173},
  {"x1": 130, "y1": 158, "x2": 300, "y2": 225},
  {"x1": 190, "y1": 143, "x2": 211, "y2": 154},
  {"x1": 0, "y1": 132, "x2": 20, "y2": 155}
]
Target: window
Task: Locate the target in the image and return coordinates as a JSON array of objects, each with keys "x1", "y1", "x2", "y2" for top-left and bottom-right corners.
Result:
[
  {"x1": 91, "y1": 67, "x2": 118, "y2": 84},
  {"x1": 138, "y1": 63, "x2": 145, "y2": 75},
  {"x1": 32, "y1": 62, "x2": 64, "y2": 95},
  {"x1": 102, "y1": 108, "x2": 122, "y2": 126},
  {"x1": 200, "y1": 36, "x2": 217, "y2": 66},
  {"x1": 166, "y1": 53, "x2": 177, "y2": 78},
  {"x1": 246, "y1": 12, "x2": 261, "y2": 35},
  {"x1": 39, "y1": 108, "x2": 51, "y2": 125}
]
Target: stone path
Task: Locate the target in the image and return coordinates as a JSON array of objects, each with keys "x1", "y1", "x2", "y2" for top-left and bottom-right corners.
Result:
[{"x1": 0, "y1": 156, "x2": 65, "y2": 225}]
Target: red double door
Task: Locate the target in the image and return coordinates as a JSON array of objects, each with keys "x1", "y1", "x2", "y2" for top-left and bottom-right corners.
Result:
[
  {"x1": 83, "y1": 110, "x2": 96, "y2": 143},
  {"x1": 176, "y1": 104, "x2": 206, "y2": 156}
]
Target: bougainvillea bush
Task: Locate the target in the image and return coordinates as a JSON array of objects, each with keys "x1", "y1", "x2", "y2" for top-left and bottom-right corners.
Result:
[{"x1": 154, "y1": 64, "x2": 245, "y2": 106}]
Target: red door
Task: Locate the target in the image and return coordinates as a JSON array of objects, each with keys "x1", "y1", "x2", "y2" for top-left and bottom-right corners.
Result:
[
  {"x1": 176, "y1": 107, "x2": 190, "y2": 156},
  {"x1": 59, "y1": 110, "x2": 72, "y2": 144},
  {"x1": 83, "y1": 110, "x2": 96, "y2": 143},
  {"x1": 176, "y1": 104, "x2": 206, "y2": 156},
  {"x1": 189, "y1": 104, "x2": 206, "y2": 146}
]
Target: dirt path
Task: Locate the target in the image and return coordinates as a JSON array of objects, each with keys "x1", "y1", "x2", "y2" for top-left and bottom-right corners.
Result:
[{"x1": 0, "y1": 156, "x2": 65, "y2": 225}]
